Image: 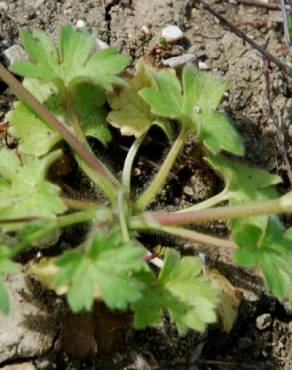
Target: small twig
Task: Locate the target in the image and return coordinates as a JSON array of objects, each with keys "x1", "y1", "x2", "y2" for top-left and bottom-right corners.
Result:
[
  {"x1": 280, "y1": 0, "x2": 292, "y2": 52},
  {"x1": 200, "y1": 1, "x2": 292, "y2": 77},
  {"x1": 235, "y1": 0, "x2": 286, "y2": 11},
  {"x1": 262, "y1": 41, "x2": 292, "y2": 187}
]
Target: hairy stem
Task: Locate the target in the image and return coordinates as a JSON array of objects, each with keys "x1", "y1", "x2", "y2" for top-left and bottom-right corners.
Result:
[
  {"x1": 122, "y1": 133, "x2": 146, "y2": 194},
  {"x1": 10, "y1": 211, "x2": 97, "y2": 257},
  {"x1": 0, "y1": 63, "x2": 120, "y2": 190},
  {"x1": 134, "y1": 126, "x2": 189, "y2": 211},
  {"x1": 146, "y1": 194, "x2": 292, "y2": 226},
  {"x1": 130, "y1": 218, "x2": 236, "y2": 249},
  {"x1": 62, "y1": 197, "x2": 98, "y2": 210}
]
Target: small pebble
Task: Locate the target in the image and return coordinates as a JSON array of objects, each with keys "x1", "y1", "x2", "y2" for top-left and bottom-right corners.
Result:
[
  {"x1": 256, "y1": 313, "x2": 272, "y2": 330},
  {"x1": 161, "y1": 25, "x2": 184, "y2": 43},
  {"x1": 198, "y1": 61, "x2": 209, "y2": 70},
  {"x1": 3, "y1": 45, "x2": 27, "y2": 66},
  {"x1": 95, "y1": 38, "x2": 109, "y2": 51},
  {"x1": 141, "y1": 25, "x2": 150, "y2": 35},
  {"x1": 75, "y1": 19, "x2": 86, "y2": 29},
  {"x1": 162, "y1": 54, "x2": 197, "y2": 68},
  {"x1": 0, "y1": 1, "x2": 8, "y2": 11}
]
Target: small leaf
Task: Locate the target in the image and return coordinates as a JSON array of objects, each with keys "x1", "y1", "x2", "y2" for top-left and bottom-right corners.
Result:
[
  {"x1": 206, "y1": 154, "x2": 281, "y2": 233},
  {"x1": 11, "y1": 25, "x2": 130, "y2": 91},
  {"x1": 0, "y1": 149, "x2": 67, "y2": 224},
  {"x1": 55, "y1": 231, "x2": 152, "y2": 312},
  {"x1": 108, "y1": 61, "x2": 174, "y2": 138},
  {"x1": 233, "y1": 218, "x2": 292, "y2": 300},
  {"x1": 140, "y1": 64, "x2": 243, "y2": 155},
  {"x1": 139, "y1": 69, "x2": 184, "y2": 119},
  {"x1": 133, "y1": 249, "x2": 218, "y2": 334}
]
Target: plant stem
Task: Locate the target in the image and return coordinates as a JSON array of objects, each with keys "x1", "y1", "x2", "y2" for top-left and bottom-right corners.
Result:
[
  {"x1": 63, "y1": 86, "x2": 120, "y2": 202},
  {"x1": 130, "y1": 218, "x2": 236, "y2": 249},
  {"x1": 0, "y1": 63, "x2": 120, "y2": 190},
  {"x1": 134, "y1": 126, "x2": 189, "y2": 211},
  {"x1": 117, "y1": 191, "x2": 130, "y2": 242},
  {"x1": 176, "y1": 188, "x2": 229, "y2": 213},
  {"x1": 122, "y1": 133, "x2": 146, "y2": 194},
  {"x1": 62, "y1": 197, "x2": 98, "y2": 210},
  {"x1": 146, "y1": 194, "x2": 292, "y2": 226},
  {"x1": 161, "y1": 227, "x2": 237, "y2": 249},
  {"x1": 75, "y1": 156, "x2": 117, "y2": 204},
  {"x1": 10, "y1": 211, "x2": 97, "y2": 257}
]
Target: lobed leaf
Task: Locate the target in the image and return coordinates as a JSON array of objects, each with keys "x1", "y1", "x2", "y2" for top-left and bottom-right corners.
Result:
[
  {"x1": 107, "y1": 60, "x2": 174, "y2": 139},
  {"x1": 233, "y1": 218, "x2": 292, "y2": 300},
  {"x1": 139, "y1": 64, "x2": 243, "y2": 155},
  {"x1": 55, "y1": 231, "x2": 152, "y2": 312},
  {"x1": 133, "y1": 249, "x2": 218, "y2": 334},
  {"x1": 206, "y1": 154, "x2": 281, "y2": 233},
  {"x1": 0, "y1": 149, "x2": 67, "y2": 224},
  {"x1": 11, "y1": 25, "x2": 130, "y2": 90}
]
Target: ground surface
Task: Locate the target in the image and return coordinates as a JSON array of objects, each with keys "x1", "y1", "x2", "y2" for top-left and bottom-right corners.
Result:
[{"x1": 0, "y1": 0, "x2": 292, "y2": 369}]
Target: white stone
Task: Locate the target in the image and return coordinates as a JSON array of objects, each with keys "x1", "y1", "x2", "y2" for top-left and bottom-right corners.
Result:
[
  {"x1": 75, "y1": 19, "x2": 86, "y2": 29},
  {"x1": 162, "y1": 54, "x2": 197, "y2": 68},
  {"x1": 3, "y1": 45, "x2": 26, "y2": 66},
  {"x1": 0, "y1": 1, "x2": 8, "y2": 11},
  {"x1": 198, "y1": 61, "x2": 209, "y2": 70},
  {"x1": 161, "y1": 25, "x2": 184, "y2": 43},
  {"x1": 95, "y1": 38, "x2": 109, "y2": 51}
]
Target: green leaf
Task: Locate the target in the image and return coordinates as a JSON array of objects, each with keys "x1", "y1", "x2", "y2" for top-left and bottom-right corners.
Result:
[
  {"x1": 233, "y1": 218, "x2": 292, "y2": 300},
  {"x1": 197, "y1": 112, "x2": 243, "y2": 155},
  {"x1": 55, "y1": 231, "x2": 152, "y2": 312},
  {"x1": 206, "y1": 154, "x2": 281, "y2": 232},
  {"x1": 139, "y1": 64, "x2": 243, "y2": 155},
  {"x1": 0, "y1": 149, "x2": 67, "y2": 223},
  {"x1": 71, "y1": 81, "x2": 111, "y2": 144},
  {"x1": 139, "y1": 69, "x2": 184, "y2": 119},
  {"x1": 6, "y1": 102, "x2": 62, "y2": 156},
  {"x1": 133, "y1": 249, "x2": 218, "y2": 334},
  {"x1": 0, "y1": 246, "x2": 19, "y2": 314},
  {"x1": 11, "y1": 25, "x2": 130, "y2": 90},
  {"x1": 107, "y1": 61, "x2": 174, "y2": 139},
  {"x1": 182, "y1": 64, "x2": 228, "y2": 116}
]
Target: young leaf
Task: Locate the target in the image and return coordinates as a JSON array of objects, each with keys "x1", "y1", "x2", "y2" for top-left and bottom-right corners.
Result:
[
  {"x1": 206, "y1": 154, "x2": 281, "y2": 233},
  {"x1": 133, "y1": 249, "x2": 218, "y2": 334},
  {"x1": 107, "y1": 60, "x2": 174, "y2": 139},
  {"x1": 11, "y1": 25, "x2": 130, "y2": 90},
  {"x1": 0, "y1": 149, "x2": 67, "y2": 223},
  {"x1": 0, "y1": 246, "x2": 19, "y2": 314},
  {"x1": 55, "y1": 231, "x2": 152, "y2": 312},
  {"x1": 233, "y1": 218, "x2": 292, "y2": 300},
  {"x1": 139, "y1": 64, "x2": 243, "y2": 155}
]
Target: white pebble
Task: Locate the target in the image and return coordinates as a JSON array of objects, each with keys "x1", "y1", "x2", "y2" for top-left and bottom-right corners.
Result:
[
  {"x1": 198, "y1": 61, "x2": 209, "y2": 70},
  {"x1": 95, "y1": 38, "x2": 109, "y2": 51},
  {"x1": 162, "y1": 54, "x2": 197, "y2": 68},
  {"x1": 75, "y1": 19, "x2": 86, "y2": 28},
  {"x1": 0, "y1": 1, "x2": 8, "y2": 11},
  {"x1": 161, "y1": 25, "x2": 184, "y2": 43},
  {"x1": 142, "y1": 25, "x2": 150, "y2": 35}
]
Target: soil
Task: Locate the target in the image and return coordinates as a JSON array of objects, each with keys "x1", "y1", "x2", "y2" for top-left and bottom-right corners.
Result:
[{"x1": 0, "y1": 0, "x2": 292, "y2": 369}]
